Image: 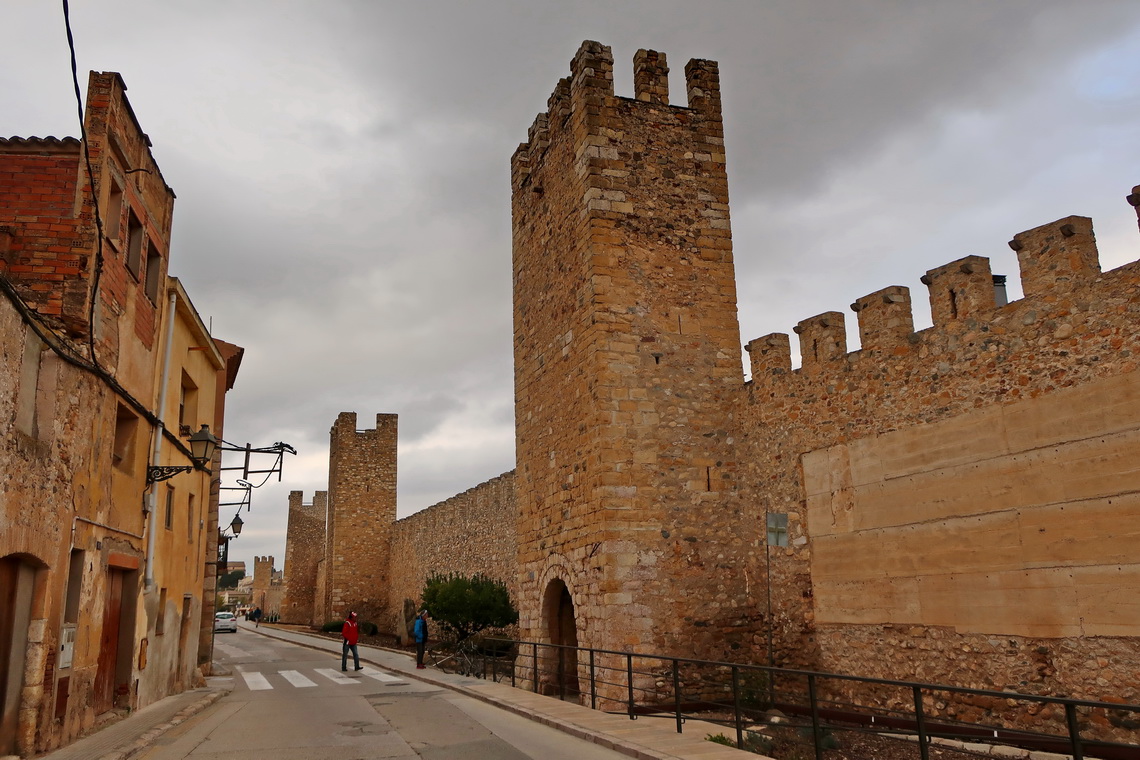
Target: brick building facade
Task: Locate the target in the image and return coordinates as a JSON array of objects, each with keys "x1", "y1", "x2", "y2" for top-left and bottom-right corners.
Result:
[
  {"x1": 1, "y1": 73, "x2": 242, "y2": 756},
  {"x1": 282, "y1": 41, "x2": 1140, "y2": 722}
]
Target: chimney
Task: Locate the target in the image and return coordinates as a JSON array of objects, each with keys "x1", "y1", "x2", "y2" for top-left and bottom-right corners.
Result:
[{"x1": 992, "y1": 274, "x2": 1008, "y2": 307}]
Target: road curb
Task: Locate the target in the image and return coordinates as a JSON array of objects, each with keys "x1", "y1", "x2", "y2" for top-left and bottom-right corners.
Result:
[{"x1": 104, "y1": 688, "x2": 229, "y2": 760}]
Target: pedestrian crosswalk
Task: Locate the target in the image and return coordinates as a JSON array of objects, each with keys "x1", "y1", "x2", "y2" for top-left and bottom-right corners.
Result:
[{"x1": 237, "y1": 666, "x2": 407, "y2": 691}]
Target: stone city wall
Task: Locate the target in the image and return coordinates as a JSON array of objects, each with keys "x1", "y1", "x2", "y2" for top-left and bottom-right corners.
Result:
[
  {"x1": 738, "y1": 213, "x2": 1140, "y2": 711},
  {"x1": 386, "y1": 472, "x2": 518, "y2": 637}
]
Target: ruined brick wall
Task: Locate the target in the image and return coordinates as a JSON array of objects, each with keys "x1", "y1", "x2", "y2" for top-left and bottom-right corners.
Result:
[
  {"x1": 387, "y1": 472, "x2": 518, "y2": 630},
  {"x1": 0, "y1": 137, "x2": 88, "y2": 333},
  {"x1": 739, "y1": 212, "x2": 1140, "y2": 705},
  {"x1": 511, "y1": 41, "x2": 758, "y2": 679},
  {"x1": 325, "y1": 412, "x2": 396, "y2": 627},
  {"x1": 280, "y1": 491, "x2": 326, "y2": 625}
]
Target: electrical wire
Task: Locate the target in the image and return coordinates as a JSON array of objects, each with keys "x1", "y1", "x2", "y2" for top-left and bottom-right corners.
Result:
[{"x1": 61, "y1": 0, "x2": 107, "y2": 369}]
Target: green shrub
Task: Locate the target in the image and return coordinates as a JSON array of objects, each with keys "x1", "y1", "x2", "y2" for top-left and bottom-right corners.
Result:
[
  {"x1": 321, "y1": 620, "x2": 344, "y2": 633},
  {"x1": 360, "y1": 621, "x2": 378, "y2": 636},
  {"x1": 421, "y1": 573, "x2": 518, "y2": 642},
  {"x1": 706, "y1": 733, "x2": 734, "y2": 746}
]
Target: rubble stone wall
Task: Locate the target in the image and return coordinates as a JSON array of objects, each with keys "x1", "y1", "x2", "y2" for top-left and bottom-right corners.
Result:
[{"x1": 386, "y1": 472, "x2": 518, "y2": 631}]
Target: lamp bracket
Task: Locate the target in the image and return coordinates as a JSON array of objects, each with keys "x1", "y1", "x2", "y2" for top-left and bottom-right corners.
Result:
[{"x1": 147, "y1": 465, "x2": 194, "y2": 485}]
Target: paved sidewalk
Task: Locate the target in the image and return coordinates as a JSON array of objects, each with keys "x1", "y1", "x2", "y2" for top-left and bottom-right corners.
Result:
[
  {"x1": 249, "y1": 621, "x2": 753, "y2": 760},
  {"x1": 35, "y1": 621, "x2": 752, "y2": 760},
  {"x1": 36, "y1": 682, "x2": 229, "y2": 760}
]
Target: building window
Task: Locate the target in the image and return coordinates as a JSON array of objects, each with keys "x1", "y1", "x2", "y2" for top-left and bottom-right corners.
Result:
[
  {"x1": 63, "y1": 550, "x2": 85, "y2": 624},
  {"x1": 126, "y1": 210, "x2": 144, "y2": 279},
  {"x1": 164, "y1": 488, "x2": 174, "y2": 530},
  {"x1": 105, "y1": 177, "x2": 123, "y2": 243},
  {"x1": 766, "y1": 513, "x2": 789, "y2": 547},
  {"x1": 179, "y1": 372, "x2": 198, "y2": 431},
  {"x1": 112, "y1": 404, "x2": 139, "y2": 472},
  {"x1": 144, "y1": 240, "x2": 163, "y2": 302}
]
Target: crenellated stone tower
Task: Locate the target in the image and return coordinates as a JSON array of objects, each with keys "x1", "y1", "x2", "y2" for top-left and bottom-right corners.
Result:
[
  {"x1": 325, "y1": 412, "x2": 397, "y2": 626},
  {"x1": 511, "y1": 41, "x2": 759, "y2": 676},
  {"x1": 281, "y1": 490, "x2": 327, "y2": 625},
  {"x1": 252, "y1": 555, "x2": 273, "y2": 610}
]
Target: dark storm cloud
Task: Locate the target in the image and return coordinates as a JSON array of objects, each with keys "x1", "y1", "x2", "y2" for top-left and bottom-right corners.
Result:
[{"x1": 5, "y1": 0, "x2": 1139, "y2": 565}]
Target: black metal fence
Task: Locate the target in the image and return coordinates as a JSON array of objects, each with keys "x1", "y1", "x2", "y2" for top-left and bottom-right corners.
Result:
[{"x1": 470, "y1": 638, "x2": 1140, "y2": 760}]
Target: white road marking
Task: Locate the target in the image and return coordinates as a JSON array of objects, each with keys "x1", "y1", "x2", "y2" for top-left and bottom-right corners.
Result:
[
  {"x1": 240, "y1": 671, "x2": 273, "y2": 690},
  {"x1": 361, "y1": 667, "x2": 406, "y2": 684},
  {"x1": 278, "y1": 670, "x2": 318, "y2": 688},
  {"x1": 314, "y1": 668, "x2": 359, "y2": 685},
  {"x1": 213, "y1": 642, "x2": 245, "y2": 658}
]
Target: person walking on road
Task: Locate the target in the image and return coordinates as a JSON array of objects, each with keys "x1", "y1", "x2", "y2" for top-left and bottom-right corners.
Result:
[
  {"x1": 414, "y1": 610, "x2": 429, "y2": 669},
  {"x1": 251, "y1": 606, "x2": 263, "y2": 628},
  {"x1": 341, "y1": 611, "x2": 362, "y2": 671}
]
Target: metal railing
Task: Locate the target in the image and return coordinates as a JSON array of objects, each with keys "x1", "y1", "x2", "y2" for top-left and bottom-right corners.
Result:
[{"x1": 477, "y1": 638, "x2": 1140, "y2": 760}]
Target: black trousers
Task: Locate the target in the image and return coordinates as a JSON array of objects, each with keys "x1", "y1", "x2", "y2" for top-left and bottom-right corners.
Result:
[{"x1": 416, "y1": 639, "x2": 426, "y2": 666}]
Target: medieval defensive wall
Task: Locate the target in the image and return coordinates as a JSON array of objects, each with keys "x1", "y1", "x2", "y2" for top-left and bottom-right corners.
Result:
[{"x1": 282, "y1": 41, "x2": 1140, "y2": 716}]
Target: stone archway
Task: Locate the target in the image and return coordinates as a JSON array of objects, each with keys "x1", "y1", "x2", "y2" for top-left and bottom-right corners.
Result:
[{"x1": 541, "y1": 578, "x2": 580, "y2": 699}]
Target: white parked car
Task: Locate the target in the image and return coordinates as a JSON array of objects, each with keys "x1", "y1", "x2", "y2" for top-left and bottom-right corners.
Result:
[{"x1": 214, "y1": 612, "x2": 238, "y2": 633}]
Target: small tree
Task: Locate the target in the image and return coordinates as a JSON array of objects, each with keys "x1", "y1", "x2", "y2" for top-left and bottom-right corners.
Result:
[
  {"x1": 218, "y1": 569, "x2": 244, "y2": 589},
  {"x1": 421, "y1": 573, "x2": 518, "y2": 642}
]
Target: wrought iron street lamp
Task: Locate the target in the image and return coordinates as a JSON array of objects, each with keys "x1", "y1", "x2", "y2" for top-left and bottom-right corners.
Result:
[{"x1": 147, "y1": 424, "x2": 219, "y2": 484}]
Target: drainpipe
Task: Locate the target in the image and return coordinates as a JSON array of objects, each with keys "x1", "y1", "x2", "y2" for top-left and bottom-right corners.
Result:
[{"x1": 145, "y1": 290, "x2": 178, "y2": 589}]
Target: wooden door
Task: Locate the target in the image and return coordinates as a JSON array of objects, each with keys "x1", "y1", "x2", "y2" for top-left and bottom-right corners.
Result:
[
  {"x1": 94, "y1": 570, "x2": 123, "y2": 713},
  {"x1": 0, "y1": 558, "x2": 35, "y2": 754}
]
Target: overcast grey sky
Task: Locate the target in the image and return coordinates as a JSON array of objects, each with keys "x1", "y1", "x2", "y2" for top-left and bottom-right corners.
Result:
[{"x1": 4, "y1": 1, "x2": 1139, "y2": 571}]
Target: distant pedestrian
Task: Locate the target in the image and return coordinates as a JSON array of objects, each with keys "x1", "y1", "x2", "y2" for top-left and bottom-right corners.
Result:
[
  {"x1": 341, "y1": 611, "x2": 362, "y2": 671},
  {"x1": 414, "y1": 610, "x2": 429, "y2": 669},
  {"x1": 251, "y1": 607, "x2": 263, "y2": 628}
]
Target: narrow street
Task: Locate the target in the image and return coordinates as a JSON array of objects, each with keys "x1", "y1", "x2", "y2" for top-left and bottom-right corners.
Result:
[{"x1": 135, "y1": 622, "x2": 630, "y2": 760}]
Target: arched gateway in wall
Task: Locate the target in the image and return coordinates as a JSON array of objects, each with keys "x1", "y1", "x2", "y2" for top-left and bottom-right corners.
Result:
[{"x1": 541, "y1": 578, "x2": 580, "y2": 698}]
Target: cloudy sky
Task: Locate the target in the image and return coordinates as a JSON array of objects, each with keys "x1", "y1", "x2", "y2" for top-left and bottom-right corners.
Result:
[{"x1": 4, "y1": 1, "x2": 1139, "y2": 571}]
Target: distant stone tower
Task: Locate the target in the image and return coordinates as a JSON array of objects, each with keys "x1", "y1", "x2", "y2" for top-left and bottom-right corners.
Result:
[
  {"x1": 511, "y1": 41, "x2": 758, "y2": 684},
  {"x1": 325, "y1": 412, "x2": 397, "y2": 627},
  {"x1": 281, "y1": 491, "x2": 327, "y2": 625},
  {"x1": 252, "y1": 555, "x2": 274, "y2": 610}
]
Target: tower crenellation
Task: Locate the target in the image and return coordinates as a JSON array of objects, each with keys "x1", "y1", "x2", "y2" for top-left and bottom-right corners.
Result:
[
  {"x1": 921, "y1": 255, "x2": 995, "y2": 326},
  {"x1": 1011, "y1": 215, "x2": 1099, "y2": 297},
  {"x1": 633, "y1": 49, "x2": 669, "y2": 105},
  {"x1": 851, "y1": 285, "x2": 913, "y2": 352}
]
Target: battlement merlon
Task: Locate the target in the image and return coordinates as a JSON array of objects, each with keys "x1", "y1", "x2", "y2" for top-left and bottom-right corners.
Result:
[
  {"x1": 851, "y1": 286, "x2": 914, "y2": 352},
  {"x1": 1010, "y1": 215, "x2": 1099, "y2": 298},
  {"x1": 921, "y1": 256, "x2": 995, "y2": 326},
  {"x1": 746, "y1": 333, "x2": 792, "y2": 384},
  {"x1": 1129, "y1": 185, "x2": 1140, "y2": 232},
  {"x1": 634, "y1": 49, "x2": 669, "y2": 105},
  {"x1": 794, "y1": 311, "x2": 848, "y2": 375}
]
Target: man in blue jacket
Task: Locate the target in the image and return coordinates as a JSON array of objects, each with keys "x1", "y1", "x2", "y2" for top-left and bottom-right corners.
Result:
[{"x1": 413, "y1": 610, "x2": 429, "y2": 669}]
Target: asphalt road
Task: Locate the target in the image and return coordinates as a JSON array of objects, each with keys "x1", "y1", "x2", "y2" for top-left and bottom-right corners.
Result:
[{"x1": 135, "y1": 625, "x2": 631, "y2": 760}]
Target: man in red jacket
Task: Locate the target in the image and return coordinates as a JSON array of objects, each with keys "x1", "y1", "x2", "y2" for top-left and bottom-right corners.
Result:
[{"x1": 341, "y1": 611, "x2": 362, "y2": 671}]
